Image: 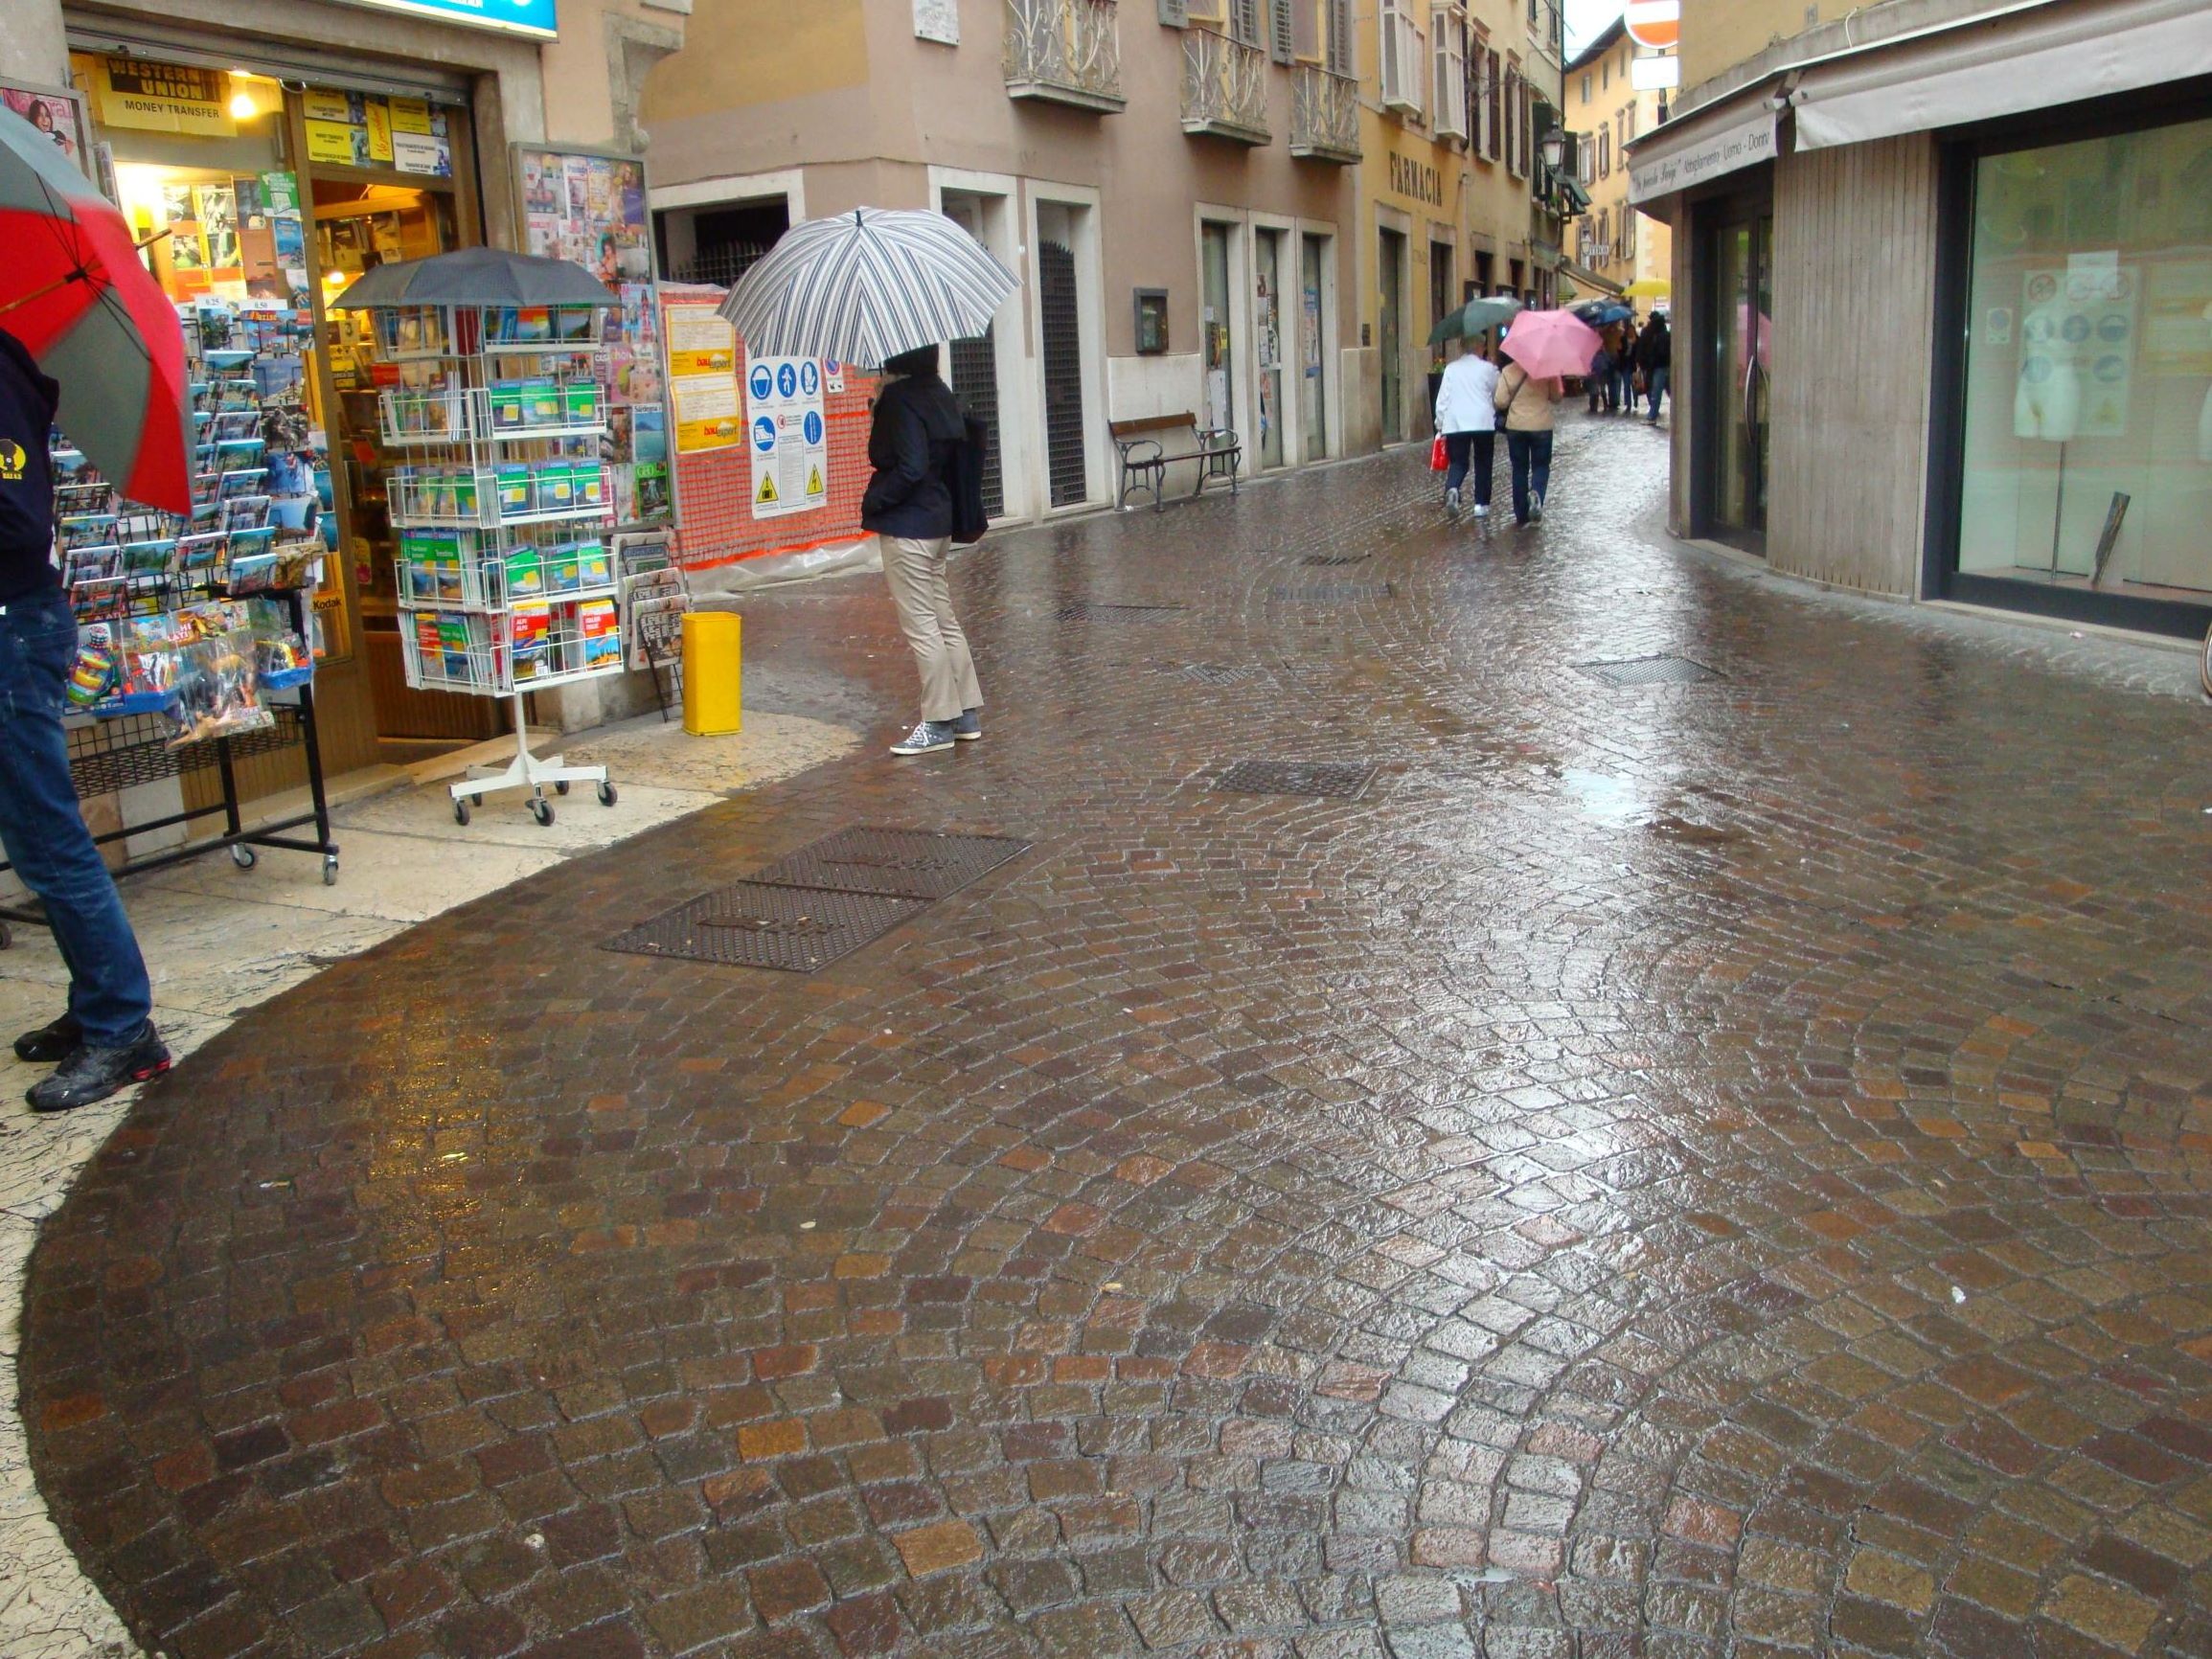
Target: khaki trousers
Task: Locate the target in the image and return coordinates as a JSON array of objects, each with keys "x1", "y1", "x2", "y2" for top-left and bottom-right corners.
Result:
[{"x1": 879, "y1": 534, "x2": 982, "y2": 725}]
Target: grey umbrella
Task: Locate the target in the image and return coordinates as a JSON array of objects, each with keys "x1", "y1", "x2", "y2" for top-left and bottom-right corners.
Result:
[
  {"x1": 332, "y1": 247, "x2": 617, "y2": 309},
  {"x1": 1427, "y1": 295, "x2": 1523, "y2": 348}
]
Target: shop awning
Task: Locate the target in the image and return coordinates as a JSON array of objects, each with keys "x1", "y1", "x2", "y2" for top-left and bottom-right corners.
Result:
[
  {"x1": 1791, "y1": 0, "x2": 2212, "y2": 148},
  {"x1": 1558, "y1": 258, "x2": 1623, "y2": 297},
  {"x1": 1627, "y1": 100, "x2": 1777, "y2": 207}
]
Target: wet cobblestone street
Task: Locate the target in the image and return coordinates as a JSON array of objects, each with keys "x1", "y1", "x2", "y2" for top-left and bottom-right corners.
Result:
[{"x1": 22, "y1": 414, "x2": 2212, "y2": 1659}]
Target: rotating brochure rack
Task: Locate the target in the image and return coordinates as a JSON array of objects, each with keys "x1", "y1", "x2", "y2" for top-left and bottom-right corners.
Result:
[{"x1": 366, "y1": 302, "x2": 621, "y2": 826}]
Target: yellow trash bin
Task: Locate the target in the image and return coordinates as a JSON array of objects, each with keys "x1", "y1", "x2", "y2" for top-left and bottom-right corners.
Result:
[{"x1": 681, "y1": 610, "x2": 741, "y2": 737}]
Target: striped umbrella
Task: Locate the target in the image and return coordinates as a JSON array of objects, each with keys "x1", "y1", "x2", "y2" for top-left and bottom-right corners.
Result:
[
  {"x1": 0, "y1": 109, "x2": 191, "y2": 512},
  {"x1": 718, "y1": 207, "x2": 1017, "y2": 370}
]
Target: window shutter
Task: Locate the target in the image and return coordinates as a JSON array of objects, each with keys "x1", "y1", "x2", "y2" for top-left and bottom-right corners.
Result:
[
  {"x1": 1230, "y1": 0, "x2": 1263, "y2": 46},
  {"x1": 1486, "y1": 50, "x2": 1501, "y2": 162},
  {"x1": 1269, "y1": 0, "x2": 1294, "y2": 61},
  {"x1": 1328, "y1": 0, "x2": 1354, "y2": 73},
  {"x1": 1158, "y1": 0, "x2": 1189, "y2": 25}
]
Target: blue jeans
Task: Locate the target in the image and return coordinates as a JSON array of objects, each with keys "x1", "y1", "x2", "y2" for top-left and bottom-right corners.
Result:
[
  {"x1": 1646, "y1": 365, "x2": 1670, "y2": 419},
  {"x1": 0, "y1": 588, "x2": 152, "y2": 1045},
  {"x1": 1610, "y1": 366, "x2": 1635, "y2": 411},
  {"x1": 1442, "y1": 431, "x2": 1494, "y2": 508},
  {"x1": 1506, "y1": 430, "x2": 1553, "y2": 523}
]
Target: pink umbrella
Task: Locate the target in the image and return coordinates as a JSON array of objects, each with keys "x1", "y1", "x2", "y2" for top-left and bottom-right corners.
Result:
[{"x1": 1496, "y1": 308, "x2": 1602, "y2": 381}]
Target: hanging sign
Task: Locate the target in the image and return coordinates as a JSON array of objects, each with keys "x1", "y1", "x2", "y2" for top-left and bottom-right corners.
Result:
[
  {"x1": 331, "y1": 0, "x2": 559, "y2": 39},
  {"x1": 744, "y1": 355, "x2": 829, "y2": 519}
]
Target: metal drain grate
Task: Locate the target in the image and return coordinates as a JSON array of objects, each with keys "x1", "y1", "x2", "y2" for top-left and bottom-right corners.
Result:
[
  {"x1": 1574, "y1": 654, "x2": 1723, "y2": 688},
  {"x1": 1301, "y1": 553, "x2": 1371, "y2": 567},
  {"x1": 604, "y1": 883, "x2": 926, "y2": 972},
  {"x1": 1271, "y1": 583, "x2": 1394, "y2": 602},
  {"x1": 1174, "y1": 663, "x2": 1260, "y2": 687},
  {"x1": 1056, "y1": 602, "x2": 1187, "y2": 622},
  {"x1": 1216, "y1": 760, "x2": 1379, "y2": 800},
  {"x1": 749, "y1": 828, "x2": 1032, "y2": 900}
]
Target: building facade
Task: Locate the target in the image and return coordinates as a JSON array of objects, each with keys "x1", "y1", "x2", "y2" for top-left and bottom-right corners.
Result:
[
  {"x1": 0, "y1": 0, "x2": 685, "y2": 772},
  {"x1": 1632, "y1": 0, "x2": 2212, "y2": 641},
  {"x1": 1353, "y1": 0, "x2": 1570, "y2": 446},
  {"x1": 644, "y1": 0, "x2": 1368, "y2": 521},
  {"x1": 1564, "y1": 17, "x2": 1671, "y2": 295}
]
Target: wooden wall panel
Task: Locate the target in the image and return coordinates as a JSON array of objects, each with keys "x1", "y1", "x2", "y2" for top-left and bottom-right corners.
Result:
[{"x1": 1768, "y1": 135, "x2": 1940, "y2": 596}]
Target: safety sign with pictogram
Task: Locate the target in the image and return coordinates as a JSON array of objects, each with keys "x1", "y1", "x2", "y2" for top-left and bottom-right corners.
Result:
[{"x1": 743, "y1": 355, "x2": 832, "y2": 520}]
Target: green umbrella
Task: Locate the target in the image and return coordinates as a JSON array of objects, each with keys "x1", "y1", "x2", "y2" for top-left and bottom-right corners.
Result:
[{"x1": 1427, "y1": 295, "x2": 1522, "y2": 347}]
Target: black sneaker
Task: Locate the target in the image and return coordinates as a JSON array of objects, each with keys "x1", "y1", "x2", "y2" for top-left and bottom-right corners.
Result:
[
  {"x1": 13, "y1": 1013, "x2": 82, "y2": 1065},
  {"x1": 27, "y1": 1023, "x2": 171, "y2": 1113}
]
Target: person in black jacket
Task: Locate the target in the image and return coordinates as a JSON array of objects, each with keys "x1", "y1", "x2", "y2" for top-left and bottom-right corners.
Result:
[
  {"x1": 861, "y1": 343, "x2": 983, "y2": 756},
  {"x1": 1634, "y1": 314, "x2": 1672, "y2": 422},
  {"x1": 0, "y1": 329, "x2": 169, "y2": 1111}
]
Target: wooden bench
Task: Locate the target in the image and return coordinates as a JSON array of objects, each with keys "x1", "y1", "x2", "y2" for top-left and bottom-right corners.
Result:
[{"x1": 1109, "y1": 413, "x2": 1242, "y2": 512}]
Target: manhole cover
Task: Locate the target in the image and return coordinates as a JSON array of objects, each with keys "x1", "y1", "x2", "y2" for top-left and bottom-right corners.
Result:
[
  {"x1": 750, "y1": 828, "x2": 1032, "y2": 900},
  {"x1": 1216, "y1": 761, "x2": 1379, "y2": 800},
  {"x1": 1574, "y1": 654, "x2": 1723, "y2": 688},
  {"x1": 604, "y1": 883, "x2": 925, "y2": 971},
  {"x1": 1272, "y1": 583, "x2": 1394, "y2": 602},
  {"x1": 1056, "y1": 602, "x2": 1186, "y2": 621},
  {"x1": 1302, "y1": 553, "x2": 1371, "y2": 567}
]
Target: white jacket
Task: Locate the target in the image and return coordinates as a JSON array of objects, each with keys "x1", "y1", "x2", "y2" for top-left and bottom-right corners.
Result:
[{"x1": 1434, "y1": 354, "x2": 1501, "y2": 435}]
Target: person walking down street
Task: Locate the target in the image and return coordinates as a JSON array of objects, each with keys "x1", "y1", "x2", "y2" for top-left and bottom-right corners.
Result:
[
  {"x1": 1608, "y1": 322, "x2": 1638, "y2": 415},
  {"x1": 1433, "y1": 337, "x2": 1500, "y2": 519},
  {"x1": 861, "y1": 343, "x2": 984, "y2": 758},
  {"x1": 0, "y1": 329, "x2": 170, "y2": 1111},
  {"x1": 1585, "y1": 335, "x2": 1611, "y2": 415},
  {"x1": 1494, "y1": 345, "x2": 1562, "y2": 528},
  {"x1": 1635, "y1": 314, "x2": 1673, "y2": 422}
]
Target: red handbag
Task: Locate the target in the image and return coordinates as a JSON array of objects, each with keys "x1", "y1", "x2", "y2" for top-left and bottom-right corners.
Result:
[{"x1": 1429, "y1": 434, "x2": 1448, "y2": 472}]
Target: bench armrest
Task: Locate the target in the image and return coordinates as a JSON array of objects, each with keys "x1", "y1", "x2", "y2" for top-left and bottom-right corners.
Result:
[
  {"x1": 1115, "y1": 437, "x2": 1165, "y2": 466},
  {"x1": 1197, "y1": 427, "x2": 1240, "y2": 451}
]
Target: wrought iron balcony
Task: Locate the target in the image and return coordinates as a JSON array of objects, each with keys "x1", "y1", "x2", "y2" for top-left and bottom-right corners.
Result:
[
  {"x1": 1180, "y1": 28, "x2": 1270, "y2": 146},
  {"x1": 1003, "y1": 0, "x2": 1126, "y2": 113},
  {"x1": 1289, "y1": 65, "x2": 1359, "y2": 163}
]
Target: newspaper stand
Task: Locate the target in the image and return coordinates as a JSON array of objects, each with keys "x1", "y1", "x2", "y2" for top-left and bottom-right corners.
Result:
[{"x1": 361, "y1": 300, "x2": 624, "y2": 826}]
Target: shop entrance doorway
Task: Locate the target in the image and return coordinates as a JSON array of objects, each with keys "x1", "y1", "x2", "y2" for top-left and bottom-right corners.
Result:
[
  {"x1": 1037, "y1": 202, "x2": 1090, "y2": 509},
  {"x1": 308, "y1": 170, "x2": 497, "y2": 750},
  {"x1": 1379, "y1": 227, "x2": 1405, "y2": 444},
  {"x1": 1696, "y1": 193, "x2": 1773, "y2": 554}
]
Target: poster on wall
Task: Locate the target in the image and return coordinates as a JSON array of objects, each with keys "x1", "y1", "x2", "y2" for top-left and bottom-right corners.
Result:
[
  {"x1": 1, "y1": 81, "x2": 89, "y2": 176},
  {"x1": 514, "y1": 146, "x2": 652, "y2": 286},
  {"x1": 744, "y1": 356, "x2": 829, "y2": 519},
  {"x1": 84, "y1": 57, "x2": 232, "y2": 137},
  {"x1": 666, "y1": 306, "x2": 742, "y2": 458}
]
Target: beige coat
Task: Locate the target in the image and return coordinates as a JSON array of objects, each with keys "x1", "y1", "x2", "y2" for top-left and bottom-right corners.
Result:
[{"x1": 1494, "y1": 366, "x2": 1561, "y2": 432}]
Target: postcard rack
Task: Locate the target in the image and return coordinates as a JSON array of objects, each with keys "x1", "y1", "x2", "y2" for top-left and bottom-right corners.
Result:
[
  {"x1": 361, "y1": 300, "x2": 625, "y2": 827},
  {"x1": 0, "y1": 582, "x2": 338, "y2": 953}
]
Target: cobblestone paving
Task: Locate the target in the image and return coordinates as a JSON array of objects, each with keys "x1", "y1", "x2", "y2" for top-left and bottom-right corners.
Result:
[{"x1": 23, "y1": 416, "x2": 2212, "y2": 1659}]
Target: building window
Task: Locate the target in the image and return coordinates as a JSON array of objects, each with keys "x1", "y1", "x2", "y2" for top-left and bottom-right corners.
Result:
[
  {"x1": 1954, "y1": 111, "x2": 2212, "y2": 619},
  {"x1": 1327, "y1": 0, "x2": 1355, "y2": 73},
  {"x1": 1601, "y1": 57, "x2": 1608, "y2": 90},
  {"x1": 1581, "y1": 72, "x2": 1590, "y2": 102},
  {"x1": 1624, "y1": 102, "x2": 1636, "y2": 141}
]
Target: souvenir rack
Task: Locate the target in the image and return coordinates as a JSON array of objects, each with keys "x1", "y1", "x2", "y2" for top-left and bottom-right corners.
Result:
[{"x1": 364, "y1": 301, "x2": 624, "y2": 827}]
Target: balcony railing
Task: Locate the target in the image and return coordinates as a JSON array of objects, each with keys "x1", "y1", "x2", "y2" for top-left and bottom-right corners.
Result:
[
  {"x1": 1289, "y1": 66, "x2": 1359, "y2": 164},
  {"x1": 1003, "y1": 0, "x2": 1126, "y2": 113},
  {"x1": 1181, "y1": 28, "x2": 1270, "y2": 146}
]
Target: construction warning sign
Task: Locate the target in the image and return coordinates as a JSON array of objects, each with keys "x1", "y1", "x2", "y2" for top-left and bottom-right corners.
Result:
[{"x1": 745, "y1": 356, "x2": 831, "y2": 520}]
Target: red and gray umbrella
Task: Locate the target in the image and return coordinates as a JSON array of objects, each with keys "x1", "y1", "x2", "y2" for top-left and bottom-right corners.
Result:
[{"x1": 0, "y1": 108, "x2": 192, "y2": 512}]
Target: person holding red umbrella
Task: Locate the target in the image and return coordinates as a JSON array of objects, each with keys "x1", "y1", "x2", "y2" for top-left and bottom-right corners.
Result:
[
  {"x1": 0, "y1": 108, "x2": 194, "y2": 1110},
  {"x1": 0, "y1": 329, "x2": 168, "y2": 1110}
]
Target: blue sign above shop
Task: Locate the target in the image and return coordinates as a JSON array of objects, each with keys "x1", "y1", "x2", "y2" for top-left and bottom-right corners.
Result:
[{"x1": 343, "y1": 0, "x2": 558, "y2": 40}]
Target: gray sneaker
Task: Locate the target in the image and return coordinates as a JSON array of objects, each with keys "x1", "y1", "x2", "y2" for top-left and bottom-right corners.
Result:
[
  {"x1": 951, "y1": 710, "x2": 982, "y2": 741},
  {"x1": 890, "y1": 720, "x2": 956, "y2": 757},
  {"x1": 1445, "y1": 486, "x2": 1460, "y2": 512},
  {"x1": 1529, "y1": 493, "x2": 1544, "y2": 524}
]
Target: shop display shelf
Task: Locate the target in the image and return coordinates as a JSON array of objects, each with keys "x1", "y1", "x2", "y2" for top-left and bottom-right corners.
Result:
[{"x1": 377, "y1": 385, "x2": 608, "y2": 447}]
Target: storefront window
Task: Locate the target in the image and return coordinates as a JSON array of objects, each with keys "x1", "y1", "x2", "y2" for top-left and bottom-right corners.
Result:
[{"x1": 1958, "y1": 115, "x2": 2212, "y2": 608}]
